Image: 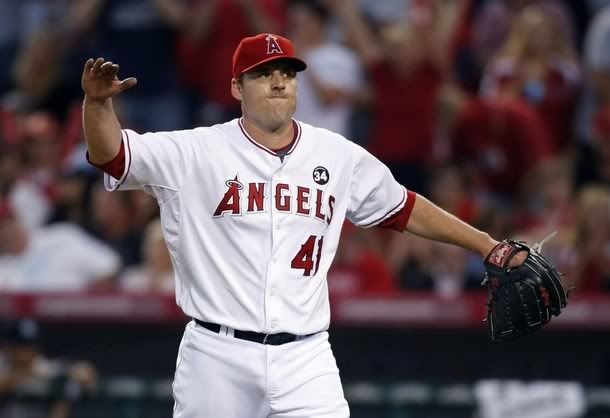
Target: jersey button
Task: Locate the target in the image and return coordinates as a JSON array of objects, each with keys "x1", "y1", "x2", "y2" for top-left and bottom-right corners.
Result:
[
  {"x1": 272, "y1": 257, "x2": 278, "y2": 263},
  {"x1": 270, "y1": 288, "x2": 276, "y2": 296},
  {"x1": 276, "y1": 224, "x2": 281, "y2": 230},
  {"x1": 270, "y1": 320, "x2": 278, "y2": 329}
]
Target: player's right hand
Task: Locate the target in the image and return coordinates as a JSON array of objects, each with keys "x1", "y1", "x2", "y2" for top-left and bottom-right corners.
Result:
[{"x1": 81, "y1": 58, "x2": 137, "y2": 102}]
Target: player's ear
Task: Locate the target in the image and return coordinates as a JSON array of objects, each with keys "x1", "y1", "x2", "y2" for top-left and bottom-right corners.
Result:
[{"x1": 231, "y1": 77, "x2": 242, "y2": 101}]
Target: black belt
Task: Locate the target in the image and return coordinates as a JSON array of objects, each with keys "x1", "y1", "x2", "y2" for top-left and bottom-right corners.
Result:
[{"x1": 194, "y1": 319, "x2": 310, "y2": 346}]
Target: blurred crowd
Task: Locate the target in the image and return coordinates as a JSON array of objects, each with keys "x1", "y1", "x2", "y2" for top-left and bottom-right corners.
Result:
[
  {"x1": 0, "y1": 0, "x2": 608, "y2": 299},
  {"x1": 0, "y1": 318, "x2": 96, "y2": 418}
]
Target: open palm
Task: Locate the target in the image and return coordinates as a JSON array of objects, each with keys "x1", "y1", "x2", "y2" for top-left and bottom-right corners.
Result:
[{"x1": 81, "y1": 58, "x2": 137, "y2": 101}]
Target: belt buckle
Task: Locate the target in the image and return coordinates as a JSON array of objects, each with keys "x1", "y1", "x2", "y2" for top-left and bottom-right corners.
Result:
[{"x1": 262, "y1": 333, "x2": 270, "y2": 345}]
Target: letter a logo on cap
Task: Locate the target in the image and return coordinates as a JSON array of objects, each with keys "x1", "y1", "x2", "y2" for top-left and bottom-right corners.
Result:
[{"x1": 266, "y1": 34, "x2": 283, "y2": 55}]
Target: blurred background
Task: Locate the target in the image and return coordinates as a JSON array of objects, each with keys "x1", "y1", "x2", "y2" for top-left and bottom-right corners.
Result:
[{"x1": 0, "y1": 0, "x2": 609, "y2": 417}]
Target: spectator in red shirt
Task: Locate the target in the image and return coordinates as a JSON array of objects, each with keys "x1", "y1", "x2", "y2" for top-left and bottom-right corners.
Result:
[
  {"x1": 327, "y1": 222, "x2": 398, "y2": 301},
  {"x1": 329, "y1": 0, "x2": 462, "y2": 193},
  {"x1": 4, "y1": 112, "x2": 62, "y2": 230},
  {"x1": 443, "y1": 84, "x2": 553, "y2": 200},
  {"x1": 479, "y1": 4, "x2": 581, "y2": 151},
  {"x1": 175, "y1": 0, "x2": 284, "y2": 126}
]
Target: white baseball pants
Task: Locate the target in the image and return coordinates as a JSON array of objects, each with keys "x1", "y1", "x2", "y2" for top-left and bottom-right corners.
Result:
[{"x1": 172, "y1": 320, "x2": 350, "y2": 417}]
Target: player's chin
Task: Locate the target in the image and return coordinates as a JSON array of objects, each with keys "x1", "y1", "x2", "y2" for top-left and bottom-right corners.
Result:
[{"x1": 266, "y1": 107, "x2": 295, "y2": 126}]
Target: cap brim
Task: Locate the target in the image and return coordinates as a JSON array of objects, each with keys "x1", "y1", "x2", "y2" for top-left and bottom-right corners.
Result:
[{"x1": 237, "y1": 56, "x2": 307, "y2": 78}]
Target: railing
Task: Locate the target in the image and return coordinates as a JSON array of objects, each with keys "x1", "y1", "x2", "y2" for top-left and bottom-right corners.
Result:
[{"x1": 1, "y1": 291, "x2": 609, "y2": 329}]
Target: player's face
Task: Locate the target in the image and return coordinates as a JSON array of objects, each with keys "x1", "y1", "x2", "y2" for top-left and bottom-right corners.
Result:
[{"x1": 232, "y1": 60, "x2": 298, "y2": 132}]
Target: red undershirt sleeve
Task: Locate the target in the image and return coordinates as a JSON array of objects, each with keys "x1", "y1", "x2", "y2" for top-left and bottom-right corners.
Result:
[
  {"x1": 86, "y1": 141, "x2": 126, "y2": 180},
  {"x1": 377, "y1": 190, "x2": 417, "y2": 232}
]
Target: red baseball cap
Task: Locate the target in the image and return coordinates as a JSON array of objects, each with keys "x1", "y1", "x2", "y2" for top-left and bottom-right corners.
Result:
[{"x1": 232, "y1": 33, "x2": 307, "y2": 78}]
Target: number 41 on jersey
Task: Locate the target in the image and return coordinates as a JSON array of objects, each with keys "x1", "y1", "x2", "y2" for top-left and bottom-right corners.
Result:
[{"x1": 291, "y1": 235, "x2": 324, "y2": 276}]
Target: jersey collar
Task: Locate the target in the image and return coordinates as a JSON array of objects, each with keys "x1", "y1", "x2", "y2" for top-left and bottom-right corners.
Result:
[{"x1": 238, "y1": 118, "x2": 301, "y2": 157}]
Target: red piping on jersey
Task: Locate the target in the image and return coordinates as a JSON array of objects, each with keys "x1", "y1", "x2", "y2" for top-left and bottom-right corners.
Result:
[
  {"x1": 238, "y1": 118, "x2": 301, "y2": 156},
  {"x1": 378, "y1": 190, "x2": 417, "y2": 232},
  {"x1": 272, "y1": 120, "x2": 299, "y2": 153},
  {"x1": 360, "y1": 187, "x2": 408, "y2": 228},
  {"x1": 117, "y1": 131, "x2": 132, "y2": 188}
]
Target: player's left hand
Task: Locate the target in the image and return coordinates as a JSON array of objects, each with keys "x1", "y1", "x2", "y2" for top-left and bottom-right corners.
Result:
[
  {"x1": 481, "y1": 235, "x2": 569, "y2": 341},
  {"x1": 507, "y1": 249, "x2": 527, "y2": 267}
]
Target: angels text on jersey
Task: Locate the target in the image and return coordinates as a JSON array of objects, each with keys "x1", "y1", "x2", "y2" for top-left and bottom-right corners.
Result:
[{"x1": 213, "y1": 175, "x2": 335, "y2": 225}]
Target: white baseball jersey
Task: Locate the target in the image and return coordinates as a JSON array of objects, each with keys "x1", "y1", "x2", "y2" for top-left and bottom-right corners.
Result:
[{"x1": 103, "y1": 118, "x2": 414, "y2": 334}]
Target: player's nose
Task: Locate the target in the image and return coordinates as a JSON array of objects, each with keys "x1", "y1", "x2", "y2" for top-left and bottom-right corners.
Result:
[{"x1": 270, "y1": 71, "x2": 286, "y2": 89}]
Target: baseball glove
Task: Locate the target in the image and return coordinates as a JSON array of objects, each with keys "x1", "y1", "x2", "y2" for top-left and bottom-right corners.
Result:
[{"x1": 482, "y1": 233, "x2": 568, "y2": 341}]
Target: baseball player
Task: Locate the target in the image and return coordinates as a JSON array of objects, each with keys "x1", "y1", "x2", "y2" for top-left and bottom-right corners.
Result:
[{"x1": 82, "y1": 33, "x2": 525, "y2": 417}]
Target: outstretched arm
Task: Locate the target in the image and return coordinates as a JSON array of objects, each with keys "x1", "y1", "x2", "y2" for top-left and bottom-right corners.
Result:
[
  {"x1": 406, "y1": 194, "x2": 497, "y2": 257},
  {"x1": 326, "y1": 0, "x2": 383, "y2": 67},
  {"x1": 406, "y1": 194, "x2": 526, "y2": 265},
  {"x1": 81, "y1": 58, "x2": 137, "y2": 164}
]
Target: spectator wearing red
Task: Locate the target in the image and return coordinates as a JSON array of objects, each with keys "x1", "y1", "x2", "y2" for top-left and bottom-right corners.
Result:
[
  {"x1": 327, "y1": 222, "x2": 398, "y2": 301},
  {"x1": 330, "y1": 0, "x2": 462, "y2": 193},
  {"x1": 4, "y1": 112, "x2": 62, "y2": 230},
  {"x1": 175, "y1": 0, "x2": 284, "y2": 125},
  {"x1": 464, "y1": 0, "x2": 576, "y2": 91},
  {"x1": 443, "y1": 85, "x2": 553, "y2": 199},
  {"x1": 479, "y1": 4, "x2": 581, "y2": 151}
]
